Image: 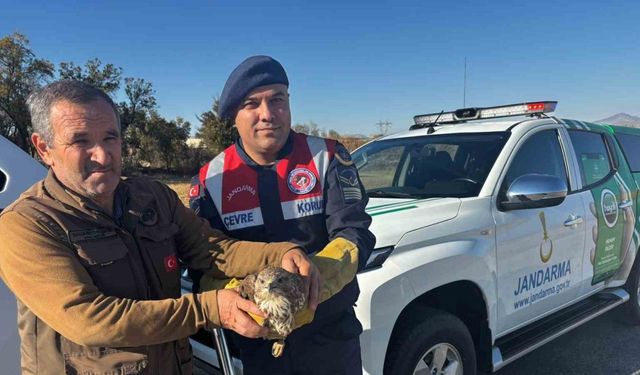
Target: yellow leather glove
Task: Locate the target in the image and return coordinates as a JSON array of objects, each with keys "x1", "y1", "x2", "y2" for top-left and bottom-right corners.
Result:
[
  {"x1": 311, "y1": 237, "x2": 359, "y2": 304},
  {"x1": 290, "y1": 237, "x2": 359, "y2": 330},
  {"x1": 199, "y1": 237, "x2": 359, "y2": 332}
]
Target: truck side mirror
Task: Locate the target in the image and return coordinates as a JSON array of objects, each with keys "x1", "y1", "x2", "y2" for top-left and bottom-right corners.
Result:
[{"x1": 500, "y1": 174, "x2": 568, "y2": 211}]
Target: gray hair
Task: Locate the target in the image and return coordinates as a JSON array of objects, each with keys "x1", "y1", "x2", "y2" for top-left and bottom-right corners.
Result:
[{"x1": 26, "y1": 80, "x2": 121, "y2": 145}]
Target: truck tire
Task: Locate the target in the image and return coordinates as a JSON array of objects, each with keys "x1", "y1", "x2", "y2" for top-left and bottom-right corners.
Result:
[
  {"x1": 385, "y1": 307, "x2": 476, "y2": 375},
  {"x1": 617, "y1": 250, "x2": 640, "y2": 325}
]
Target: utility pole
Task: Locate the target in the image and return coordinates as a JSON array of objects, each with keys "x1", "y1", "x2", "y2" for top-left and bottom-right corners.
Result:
[{"x1": 376, "y1": 120, "x2": 392, "y2": 135}]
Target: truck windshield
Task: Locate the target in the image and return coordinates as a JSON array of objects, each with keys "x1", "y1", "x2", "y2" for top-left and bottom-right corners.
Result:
[{"x1": 353, "y1": 132, "x2": 509, "y2": 198}]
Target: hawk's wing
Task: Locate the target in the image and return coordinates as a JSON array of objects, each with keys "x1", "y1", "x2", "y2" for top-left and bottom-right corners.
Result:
[
  {"x1": 290, "y1": 273, "x2": 307, "y2": 312},
  {"x1": 239, "y1": 273, "x2": 257, "y2": 302}
]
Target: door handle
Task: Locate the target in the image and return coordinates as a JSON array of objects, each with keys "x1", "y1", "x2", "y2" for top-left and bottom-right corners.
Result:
[
  {"x1": 564, "y1": 216, "x2": 584, "y2": 227},
  {"x1": 619, "y1": 200, "x2": 633, "y2": 209}
]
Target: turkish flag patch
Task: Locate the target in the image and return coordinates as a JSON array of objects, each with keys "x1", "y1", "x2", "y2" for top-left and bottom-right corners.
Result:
[
  {"x1": 164, "y1": 254, "x2": 178, "y2": 272},
  {"x1": 188, "y1": 184, "x2": 200, "y2": 199}
]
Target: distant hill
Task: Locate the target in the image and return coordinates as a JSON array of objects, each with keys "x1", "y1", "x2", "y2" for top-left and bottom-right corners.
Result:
[{"x1": 595, "y1": 113, "x2": 640, "y2": 128}]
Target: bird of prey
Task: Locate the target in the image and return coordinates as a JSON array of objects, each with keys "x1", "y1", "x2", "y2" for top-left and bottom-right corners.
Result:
[{"x1": 239, "y1": 266, "x2": 307, "y2": 357}]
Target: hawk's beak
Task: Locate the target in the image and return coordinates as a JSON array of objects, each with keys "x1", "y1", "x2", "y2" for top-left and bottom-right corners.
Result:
[{"x1": 268, "y1": 282, "x2": 280, "y2": 293}]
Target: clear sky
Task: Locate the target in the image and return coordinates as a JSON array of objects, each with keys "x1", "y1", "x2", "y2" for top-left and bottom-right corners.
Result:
[{"x1": 1, "y1": 0, "x2": 639, "y2": 136}]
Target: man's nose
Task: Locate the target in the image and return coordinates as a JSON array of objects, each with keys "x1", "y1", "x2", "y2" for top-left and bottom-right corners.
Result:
[
  {"x1": 258, "y1": 101, "x2": 274, "y2": 122},
  {"x1": 90, "y1": 143, "x2": 112, "y2": 165}
]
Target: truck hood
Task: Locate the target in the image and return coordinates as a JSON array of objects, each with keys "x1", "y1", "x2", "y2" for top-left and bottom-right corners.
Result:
[{"x1": 366, "y1": 197, "x2": 461, "y2": 248}]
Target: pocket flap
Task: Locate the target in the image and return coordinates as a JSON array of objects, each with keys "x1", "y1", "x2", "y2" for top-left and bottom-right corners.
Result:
[
  {"x1": 73, "y1": 235, "x2": 128, "y2": 266},
  {"x1": 137, "y1": 223, "x2": 179, "y2": 242},
  {"x1": 63, "y1": 347, "x2": 148, "y2": 374}
]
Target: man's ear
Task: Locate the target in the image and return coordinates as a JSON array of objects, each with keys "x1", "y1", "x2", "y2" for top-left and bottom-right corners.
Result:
[{"x1": 31, "y1": 133, "x2": 54, "y2": 167}]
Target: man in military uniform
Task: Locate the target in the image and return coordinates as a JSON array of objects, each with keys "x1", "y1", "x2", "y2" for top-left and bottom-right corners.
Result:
[
  {"x1": 190, "y1": 55, "x2": 375, "y2": 374},
  {"x1": 0, "y1": 80, "x2": 320, "y2": 375}
]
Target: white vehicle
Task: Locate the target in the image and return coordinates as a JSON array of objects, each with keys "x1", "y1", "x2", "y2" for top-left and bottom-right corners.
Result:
[
  {"x1": 186, "y1": 102, "x2": 640, "y2": 375},
  {"x1": 0, "y1": 136, "x2": 47, "y2": 209},
  {"x1": 0, "y1": 136, "x2": 47, "y2": 375},
  {"x1": 352, "y1": 102, "x2": 640, "y2": 375}
]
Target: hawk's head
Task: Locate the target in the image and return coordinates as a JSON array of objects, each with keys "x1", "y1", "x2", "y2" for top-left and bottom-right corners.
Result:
[
  {"x1": 249, "y1": 267, "x2": 306, "y2": 338},
  {"x1": 254, "y1": 267, "x2": 302, "y2": 299}
]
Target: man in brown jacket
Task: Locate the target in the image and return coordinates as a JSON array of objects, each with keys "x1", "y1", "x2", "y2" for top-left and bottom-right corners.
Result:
[{"x1": 0, "y1": 80, "x2": 320, "y2": 375}]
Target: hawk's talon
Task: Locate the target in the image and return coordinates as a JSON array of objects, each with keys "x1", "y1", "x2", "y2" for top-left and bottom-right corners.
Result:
[{"x1": 272, "y1": 340, "x2": 285, "y2": 357}]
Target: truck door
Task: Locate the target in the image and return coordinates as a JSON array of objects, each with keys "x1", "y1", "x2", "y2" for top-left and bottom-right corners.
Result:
[
  {"x1": 494, "y1": 128, "x2": 586, "y2": 334},
  {"x1": 565, "y1": 127, "x2": 637, "y2": 293}
]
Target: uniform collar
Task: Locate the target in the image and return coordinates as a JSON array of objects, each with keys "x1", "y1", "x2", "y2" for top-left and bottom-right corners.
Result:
[{"x1": 235, "y1": 131, "x2": 295, "y2": 167}]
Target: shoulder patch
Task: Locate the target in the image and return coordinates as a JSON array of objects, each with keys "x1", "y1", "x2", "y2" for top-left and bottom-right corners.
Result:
[
  {"x1": 335, "y1": 145, "x2": 354, "y2": 166},
  {"x1": 337, "y1": 166, "x2": 362, "y2": 203},
  {"x1": 338, "y1": 167, "x2": 360, "y2": 187}
]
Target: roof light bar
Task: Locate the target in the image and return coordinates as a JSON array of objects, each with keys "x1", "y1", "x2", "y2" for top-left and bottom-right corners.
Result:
[{"x1": 413, "y1": 101, "x2": 557, "y2": 126}]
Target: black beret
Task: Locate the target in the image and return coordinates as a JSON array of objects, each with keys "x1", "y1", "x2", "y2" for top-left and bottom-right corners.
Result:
[{"x1": 218, "y1": 55, "x2": 289, "y2": 121}]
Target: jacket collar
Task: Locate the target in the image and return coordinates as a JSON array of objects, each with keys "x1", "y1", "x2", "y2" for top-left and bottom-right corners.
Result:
[
  {"x1": 41, "y1": 170, "x2": 154, "y2": 229},
  {"x1": 235, "y1": 130, "x2": 295, "y2": 168},
  {"x1": 43, "y1": 169, "x2": 106, "y2": 217},
  {"x1": 44, "y1": 168, "x2": 122, "y2": 225}
]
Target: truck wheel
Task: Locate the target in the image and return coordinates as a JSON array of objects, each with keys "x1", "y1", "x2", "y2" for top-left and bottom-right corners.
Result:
[
  {"x1": 617, "y1": 250, "x2": 640, "y2": 325},
  {"x1": 385, "y1": 308, "x2": 476, "y2": 375}
]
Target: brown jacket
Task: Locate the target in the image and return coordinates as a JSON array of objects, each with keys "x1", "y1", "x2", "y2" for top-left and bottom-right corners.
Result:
[{"x1": 0, "y1": 171, "x2": 297, "y2": 375}]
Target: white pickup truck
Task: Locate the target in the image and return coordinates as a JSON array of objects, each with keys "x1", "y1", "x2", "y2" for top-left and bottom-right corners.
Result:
[{"x1": 350, "y1": 101, "x2": 640, "y2": 375}]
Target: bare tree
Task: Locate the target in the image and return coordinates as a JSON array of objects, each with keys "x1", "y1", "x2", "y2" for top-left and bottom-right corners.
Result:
[
  {"x1": 58, "y1": 58, "x2": 122, "y2": 95},
  {"x1": 0, "y1": 33, "x2": 54, "y2": 153}
]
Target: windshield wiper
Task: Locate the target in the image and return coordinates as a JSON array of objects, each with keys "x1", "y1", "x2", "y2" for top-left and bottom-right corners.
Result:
[{"x1": 367, "y1": 190, "x2": 414, "y2": 198}]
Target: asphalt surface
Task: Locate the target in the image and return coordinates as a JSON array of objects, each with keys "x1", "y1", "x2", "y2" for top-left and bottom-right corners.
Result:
[
  {"x1": 194, "y1": 312, "x2": 640, "y2": 375},
  {"x1": 496, "y1": 312, "x2": 640, "y2": 375}
]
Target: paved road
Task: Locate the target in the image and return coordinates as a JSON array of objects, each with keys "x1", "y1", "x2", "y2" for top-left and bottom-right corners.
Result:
[
  {"x1": 194, "y1": 312, "x2": 640, "y2": 375},
  {"x1": 496, "y1": 312, "x2": 640, "y2": 375}
]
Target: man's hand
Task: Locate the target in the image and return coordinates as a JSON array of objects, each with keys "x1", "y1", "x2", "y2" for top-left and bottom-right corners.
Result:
[
  {"x1": 281, "y1": 248, "x2": 322, "y2": 311},
  {"x1": 216, "y1": 289, "x2": 269, "y2": 338}
]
